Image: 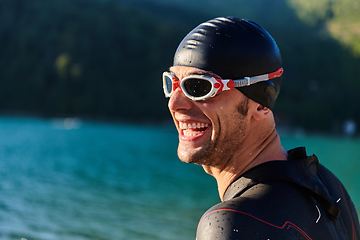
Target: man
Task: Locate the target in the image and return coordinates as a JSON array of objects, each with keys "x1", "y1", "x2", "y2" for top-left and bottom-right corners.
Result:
[{"x1": 162, "y1": 17, "x2": 360, "y2": 239}]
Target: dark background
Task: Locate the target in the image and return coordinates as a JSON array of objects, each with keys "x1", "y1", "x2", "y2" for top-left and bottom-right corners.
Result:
[{"x1": 1, "y1": 0, "x2": 359, "y2": 134}]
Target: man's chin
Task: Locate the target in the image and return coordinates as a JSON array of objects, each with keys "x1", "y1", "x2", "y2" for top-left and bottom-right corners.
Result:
[
  {"x1": 177, "y1": 145, "x2": 213, "y2": 165},
  {"x1": 177, "y1": 151, "x2": 195, "y2": 164}
]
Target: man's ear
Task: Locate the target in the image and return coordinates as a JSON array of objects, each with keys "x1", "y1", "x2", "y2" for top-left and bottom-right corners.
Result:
[{"x1": 252, "y1": 104, "x2": 271, "y2": 121}]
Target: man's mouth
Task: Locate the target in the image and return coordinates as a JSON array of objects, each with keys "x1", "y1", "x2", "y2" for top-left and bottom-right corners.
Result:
[{"x1": 179, "y1": 122, "x2": 210, "y2": 137}]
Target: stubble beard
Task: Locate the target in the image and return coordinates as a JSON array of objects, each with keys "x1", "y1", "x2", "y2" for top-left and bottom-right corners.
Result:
[{"x1": 178, "y1": 98, "x2": 249, "y2": 167}]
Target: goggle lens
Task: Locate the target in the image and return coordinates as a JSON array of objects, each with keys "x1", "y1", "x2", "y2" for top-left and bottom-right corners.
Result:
[
  {"x1": 183, "y1": 78, "x2": 212, "y2": 97},
  {"x1": 164, "y1": 74, "x2": 173, "y2": 96}
]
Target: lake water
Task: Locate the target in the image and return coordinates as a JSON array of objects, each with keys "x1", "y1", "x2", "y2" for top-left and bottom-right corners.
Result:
[{"x1": 0, "y1": 116, "x2": 359, "y2": 240}]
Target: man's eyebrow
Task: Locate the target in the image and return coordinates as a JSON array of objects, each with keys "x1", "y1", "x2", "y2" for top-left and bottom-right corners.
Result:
[
  {"x1": 169, "y1": 68, "x2": 220, "y2": 78},
  {"x1": 187, "y1": 69, "x2": 216, "y2": 76}
]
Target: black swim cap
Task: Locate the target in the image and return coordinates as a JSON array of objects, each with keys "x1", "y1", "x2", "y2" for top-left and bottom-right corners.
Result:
[{"x1": 173, "y1": 17, "x2": 282, "y2": 109}]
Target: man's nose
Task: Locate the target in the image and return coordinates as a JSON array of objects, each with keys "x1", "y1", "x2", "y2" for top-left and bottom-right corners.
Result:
[{"x1": 168, "y1": 88, "x2": 193, "y2": 112}]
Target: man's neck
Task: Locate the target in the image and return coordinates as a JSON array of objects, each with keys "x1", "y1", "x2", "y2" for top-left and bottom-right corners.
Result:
[{"x1": 202, "y1": 128, "x2": 287, "y2": 201}]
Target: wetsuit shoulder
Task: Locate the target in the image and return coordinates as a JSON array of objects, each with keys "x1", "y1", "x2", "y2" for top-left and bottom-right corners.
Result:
[
  {"x1": 196, "y1": 150, "x2": 360, "y2": 240},
  {"x1": 317, "y1": 164, "x2": 360, "y2": 240},
  {"x1": 196, "y1": 180, "x2": 334, "y2": 240}
]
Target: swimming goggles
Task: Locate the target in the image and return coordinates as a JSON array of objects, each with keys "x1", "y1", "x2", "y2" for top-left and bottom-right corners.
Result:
[{"x1": 162, "y1": 68, "x2": 283, "y2": 101}]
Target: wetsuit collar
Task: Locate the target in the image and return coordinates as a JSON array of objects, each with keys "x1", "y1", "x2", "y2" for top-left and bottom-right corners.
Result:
[
  {"x1": 223, "y1": 147, "x2": 341, "y2": 219},
  {"x1": 223, "y1": 147, "x2": 307, "y2": 201}
]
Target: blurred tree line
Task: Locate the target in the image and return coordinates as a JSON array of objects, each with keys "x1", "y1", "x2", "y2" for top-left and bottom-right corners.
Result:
[
  {"x1": 0, "y1": 0, "x2": 196, "y2": 122},
  {"x1": 0, "y1": 0, "x2": 359, "y2": 133}
]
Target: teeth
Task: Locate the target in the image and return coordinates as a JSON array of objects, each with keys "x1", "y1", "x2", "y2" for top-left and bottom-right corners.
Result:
[
  {"x1": 180, "y1": 122, "x2": 209, "y2": 130},
  {"x1": 183, "y1": 130, "x2": 203, "y2": 137}
]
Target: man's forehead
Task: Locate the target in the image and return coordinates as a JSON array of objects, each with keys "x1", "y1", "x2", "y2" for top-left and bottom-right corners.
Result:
[{"x1": 169, "y1": 66, "x2": 220, "y2": 79}]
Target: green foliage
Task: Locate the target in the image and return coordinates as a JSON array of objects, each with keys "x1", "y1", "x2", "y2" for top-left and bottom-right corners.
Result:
[
  {"x1": 287, "y1": 0, "x2": 331, "y2": 25},
  {"x1": 289, "y1": 0, "x2": 360, "y2": 56}
]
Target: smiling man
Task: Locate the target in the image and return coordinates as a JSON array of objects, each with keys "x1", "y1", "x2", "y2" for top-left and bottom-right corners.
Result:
[{"x1": 163, "y1": 17, "x2": 359, "y2": 239}]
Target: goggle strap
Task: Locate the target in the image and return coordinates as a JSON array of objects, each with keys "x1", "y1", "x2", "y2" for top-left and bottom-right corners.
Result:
[{"x1": 233, "y1": 68, "x2": 284, "y2": 88}]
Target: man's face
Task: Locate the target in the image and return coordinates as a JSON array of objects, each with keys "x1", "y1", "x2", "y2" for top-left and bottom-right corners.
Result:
[{"x1": 168, "y1": 66, "x2": 250, "y2": 168}]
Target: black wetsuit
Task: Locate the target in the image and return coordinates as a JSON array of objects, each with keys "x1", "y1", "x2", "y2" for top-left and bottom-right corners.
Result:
[{"x1": 196, "y1": 147, "x2": 360, "y2": 240}]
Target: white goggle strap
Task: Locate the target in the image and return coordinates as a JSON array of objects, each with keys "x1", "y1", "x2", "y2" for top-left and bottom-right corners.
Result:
[{"x1": 233, "y1": 68, "x2": 284, "y2": 88}]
